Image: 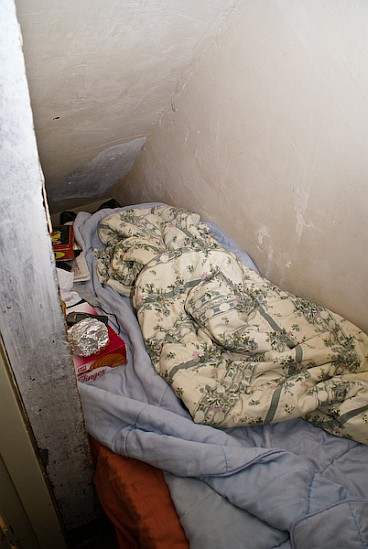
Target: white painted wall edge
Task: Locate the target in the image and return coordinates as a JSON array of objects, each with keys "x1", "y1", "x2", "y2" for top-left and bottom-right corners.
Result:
[{"x1": 0, "y1": 0, "x2": 95, "y2": 530}]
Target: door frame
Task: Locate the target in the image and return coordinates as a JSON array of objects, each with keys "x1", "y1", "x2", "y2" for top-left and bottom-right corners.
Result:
[{"x1": 0, "y1": 348, "x2": 67, "y2": 549}]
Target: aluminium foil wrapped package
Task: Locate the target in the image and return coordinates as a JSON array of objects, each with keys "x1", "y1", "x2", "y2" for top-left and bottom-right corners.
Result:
[{"x1": 68, "y1": 318, "x2": 109, "y2": 357}]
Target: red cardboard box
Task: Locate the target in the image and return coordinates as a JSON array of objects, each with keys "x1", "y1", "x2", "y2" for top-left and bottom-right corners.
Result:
[
  {"x1": 52, "y1": 225, "x2": 75, "y2": 261},
  {"x1": 67, "y1": 302, "x2": 127, "y2": 383}
]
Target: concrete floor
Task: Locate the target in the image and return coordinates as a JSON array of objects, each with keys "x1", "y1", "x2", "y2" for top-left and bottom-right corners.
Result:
[{"x1": 68, "y1": 516, "x2": 119, "y2": 549}]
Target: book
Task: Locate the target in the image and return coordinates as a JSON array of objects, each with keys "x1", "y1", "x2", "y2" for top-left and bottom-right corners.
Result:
[
  {"x1": 73, "y1": 252, "x2": 90, "y2": 282},
  {"x1": 51, "y1": 225, "x2": 74, "y2": 261}
]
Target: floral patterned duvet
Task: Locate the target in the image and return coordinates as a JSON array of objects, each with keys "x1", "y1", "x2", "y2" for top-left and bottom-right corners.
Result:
[{"x1": 95, "y1": 205, "x2": 368, "y2": 444}]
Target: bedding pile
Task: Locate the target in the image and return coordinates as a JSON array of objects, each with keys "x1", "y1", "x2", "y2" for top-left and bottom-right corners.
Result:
[
  {"x1": 74, "y1": 204, "x2": 368, "y2": 549},
  {"x1": 94, "y1": 205, "x2": 368, "y2": 444}
]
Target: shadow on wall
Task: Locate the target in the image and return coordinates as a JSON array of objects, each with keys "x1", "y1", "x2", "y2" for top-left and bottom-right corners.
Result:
[{"x1": 47, "y1": 137, "x2": 146, "y2": 213}]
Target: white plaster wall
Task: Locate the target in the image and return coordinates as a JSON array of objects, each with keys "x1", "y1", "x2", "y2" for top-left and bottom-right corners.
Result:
[
  {"x1": 15, "y1": 0, "x2": 237, "y2": 209},
  {"x1": 0, "y1": 0, "x2": 94, "y2": 530},
  {"x1": 120, "y1": 0, "x2": 368, "y2": 334}
]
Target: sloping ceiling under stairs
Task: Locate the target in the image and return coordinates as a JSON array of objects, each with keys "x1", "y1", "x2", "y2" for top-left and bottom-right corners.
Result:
[{"x1": 15, "y1": 0, "x2": 238, "y2": 212}]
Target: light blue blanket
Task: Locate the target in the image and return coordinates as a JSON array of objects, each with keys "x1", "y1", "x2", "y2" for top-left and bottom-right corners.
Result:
[{"x1": 74, "y1": 204, "x2": 368, "y2": 549}]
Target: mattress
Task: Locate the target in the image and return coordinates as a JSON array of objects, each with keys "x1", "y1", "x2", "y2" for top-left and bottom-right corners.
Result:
[{"x1": 72, "y1": 203, "x2": 368, "y2": 549}]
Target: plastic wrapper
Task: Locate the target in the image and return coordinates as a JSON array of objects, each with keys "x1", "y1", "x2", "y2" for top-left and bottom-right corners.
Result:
[{"x1": 68, "y1": 317, "x2": 109, "y2": 357}]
